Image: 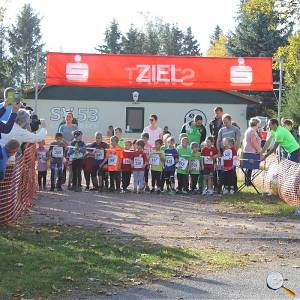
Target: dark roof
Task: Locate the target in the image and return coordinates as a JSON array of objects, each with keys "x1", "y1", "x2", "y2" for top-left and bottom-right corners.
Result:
[{"x1": 26, "y1": 85, "x2": 259, "y2": 105}]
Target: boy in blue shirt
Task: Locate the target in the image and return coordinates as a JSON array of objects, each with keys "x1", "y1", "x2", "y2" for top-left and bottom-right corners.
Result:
[{"x1": 164, "y1": 136, "x2": 178, "y2": 193}]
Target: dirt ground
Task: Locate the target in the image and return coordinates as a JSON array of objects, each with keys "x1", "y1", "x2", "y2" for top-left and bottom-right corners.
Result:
[{"x1": 21, "y1": 187, "x2": 300, "y2": 262}]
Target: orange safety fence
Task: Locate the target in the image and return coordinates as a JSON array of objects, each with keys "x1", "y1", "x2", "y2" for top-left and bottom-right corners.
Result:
[{"x1": 0, "y1": 144, "x2": 36, "y2": 225}]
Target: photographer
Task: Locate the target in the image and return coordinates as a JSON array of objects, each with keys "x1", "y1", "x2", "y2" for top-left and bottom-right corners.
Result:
[{"x1": 0, "y1": 109, "x2": 47, "y2": 146}]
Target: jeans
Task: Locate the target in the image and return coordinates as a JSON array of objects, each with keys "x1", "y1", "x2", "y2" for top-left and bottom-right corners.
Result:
[
  {"x1": 133, "y1": 171, "x2": 144, "y2": 189},
  {"x1": 50, "y1": 162, "x2": 63, "y2": 188},
  {"x1": 288, "y1": 149, "x2": 300, "y2": 163}
]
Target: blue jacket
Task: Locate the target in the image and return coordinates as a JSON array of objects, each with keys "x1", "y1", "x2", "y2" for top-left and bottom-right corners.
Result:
[{"x1": 0, "y1": 146, "x2": 9, "y2": 180}]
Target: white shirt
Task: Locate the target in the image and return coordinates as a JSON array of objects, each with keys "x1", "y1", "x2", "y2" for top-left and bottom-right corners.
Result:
[
  {"x1": 143, "y1": 125, "x2": 163, "y2": 147},
  {"x1": 0, "y1": 123, "x2": 47, "y2": 146}
]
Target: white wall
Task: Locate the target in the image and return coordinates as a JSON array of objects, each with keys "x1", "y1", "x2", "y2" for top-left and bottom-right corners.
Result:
[{"x1": 25, "y1": 99, "x2": 248, "y2": 140}]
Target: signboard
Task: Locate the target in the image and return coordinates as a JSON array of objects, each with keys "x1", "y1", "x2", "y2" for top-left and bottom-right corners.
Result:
[{"x1": 46, "y1": 53, "x2": 273, "y2": 90}]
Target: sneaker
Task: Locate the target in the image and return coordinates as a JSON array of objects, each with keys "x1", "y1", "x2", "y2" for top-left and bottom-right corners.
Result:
[
  {"x1": 207, "y1": 189, "x2": 214, "y2": 196},
  {"x1": 120, "y1": 189, "x2": 126, "y2": 194},
  {"x1": 144, "y1": 186, "x2": 150, "y2": 192},
  {"x1": 229, "y1": 189, "x2": 235, "y2": 195},
  {"x1": 182, "y1": 190, "x2": 189, "y2": 195},
  {"x1": 90, "y1": 187, "x2": 98, "y2": 191},
  {"x1": 85, "y1": 187, "x2": 90, "y2": 192},
  {"x1": 156, "y1": 189, "x2": 161, "y2": 194},
  {"x1": 223, "y1": 188, "x2": 229, "y2": 195},
  {"x1": 202, "y1": 189, "x2": 207, "y2": 196},
  {"x1": 57, "y1": 187, "x2": 63, "y2": 192},
  {"x1": 150, "y1": 188, "x2": 155, "y2": 193},
  {"x1": 108, "y1": 187, "x2": 115, "y2": 192}
]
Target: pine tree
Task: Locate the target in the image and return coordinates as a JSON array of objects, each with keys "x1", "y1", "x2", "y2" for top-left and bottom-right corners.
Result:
[
  {"x1": 161, "y1": 24, "x2": 184, "y2": 55},
  {"x1": 121, "y1": 25, "x2": 144, "y2": 54},
  {"x1": 226, "y1": 0, "x2": 293, "y2": 57},
  {"x1": 142, "y1": 19, "x2": 162, "y2": 55},
  {"x1": 210, "y1": 25, "x2": 222, "y2": 46},
  {"x1": 95, "y1": 19, "x2": 122, "y2": 54},
  {"x1": 207, "y1": 34, "x2": 229, "y2": 57},
  {"x1": 182, "y1": 26, "x2": 201, "y2": 56},
  {"x1": 8, "y1": 4, "x2": 44, "y2": 87}
]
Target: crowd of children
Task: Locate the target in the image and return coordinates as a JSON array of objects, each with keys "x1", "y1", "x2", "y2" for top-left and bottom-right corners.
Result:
[{"x1": 36, "y1": 127, "x2": 239, "y2": 196}]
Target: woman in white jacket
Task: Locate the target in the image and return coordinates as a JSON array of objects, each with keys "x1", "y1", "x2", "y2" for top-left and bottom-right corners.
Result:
[{"x1": 0, "y1": 109, "x2": 47, "y2": 146}]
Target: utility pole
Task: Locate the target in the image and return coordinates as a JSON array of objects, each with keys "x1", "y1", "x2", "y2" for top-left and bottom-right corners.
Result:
[
  {"x1": 34, "y1": 53, "x2": 39, "y2": 114},
  {"x1": 277, "y1": 59, "x2": 283, "y2": 121}
]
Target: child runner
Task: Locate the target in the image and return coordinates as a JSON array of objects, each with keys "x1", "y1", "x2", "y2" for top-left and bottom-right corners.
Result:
[
  {"x1": 164, "y1": 136, "x2": 178, "y2": 193},
  {"x1": 201, "y1": 137, "x2": 218, "y2": 196},
  {"x1": 89, "y1": 132, "x2": 108, "y2": 192},
  {"x1": 149, "y1": 139, "x2": 165, "y2": 194},
  {"x1": 101, "y1": 136, "x2": 123, "y2": 192},
  {"x1": 176, "y1": 137, "x2": 192, "y2": 194},
  {"x1": 83, "y1": 148, "x2": 95, "y2": 191},
  {"x1": 222, "y1": 137, "x2": 238, "y2": 195},
  {"x1": 49, "y1": 133, "x2": 66, "y2": 192},
  {"x1": 69, "y1": 130, "x2": 86, "y2": 192},
  {"x1": 114, "y1": 127, "x2": 125, "y2": 149},
  {"x1": 160, "y1": 133, "x2": 171, "y2": 191},
  {"x1": 141, "y1": 132, "x2": 151, "y2": 192},
  {"x1": 189, "y1": 142, "x2": 202, "y2": 194},
  {"x1": 121, "y1": 140, "x2": 133, "y2": 193},
  {"x1": 36, "y1": 140, "x2": 49, "y2": 190},
  {"x1": 132, "y1": 139, "x2": 148, "y2": 194}
]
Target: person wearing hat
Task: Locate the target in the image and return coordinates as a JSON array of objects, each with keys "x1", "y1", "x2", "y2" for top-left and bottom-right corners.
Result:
[
  {"x1": 68, "y1": 130, "x2": 86, "y2": 192},
  {"x1": 181, "y1": 115, "x2": 207, "y2": 146}
]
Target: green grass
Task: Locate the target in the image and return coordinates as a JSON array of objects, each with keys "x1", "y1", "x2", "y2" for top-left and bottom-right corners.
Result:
[
  {"x1": 0, "y1": 224, "x2": 247, "y2": 299},
  {"x1": 219, "y1": 182, "x2": 296, "y2": 217}
]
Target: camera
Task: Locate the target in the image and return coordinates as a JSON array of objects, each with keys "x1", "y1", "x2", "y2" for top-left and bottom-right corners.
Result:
[{"x1": 30, "y1": 114, "x2": 41, "y2": 132}]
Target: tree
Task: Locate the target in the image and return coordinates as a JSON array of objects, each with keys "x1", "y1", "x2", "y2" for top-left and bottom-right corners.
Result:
[
  {"x1": 161, "y1": 23, "x2": 184, "y2": 55},
  {"x1": 282, "y1": 81, "x2": 300, "y2": 127},
  {"x1": 95, "y1": 19, "x2": 122, "y2": 54},
  {"x1": 207, "y1": 34, "x2": 229, "y2": 57},
  {"x1": 274, "y1": 31, "x2": 300, "y2": 87},
  {"x1": 226, "y1": 0, "x2": 293, "y2": 57},
  {"x1": 210, "y1": 25, "x2": 222, "y2": 46},
  {"x1": 142, "y1": 18, "x2": 163, "y2": 55},
  {"x1": 8, "y1": 4, "x2": 44, "y2": 87},
  {"x1": 182, "y1": 27, "x2": 201, "y2": 56},
  {"x1": 121, "y1": 25, "x2": 145, "y2": 54}
]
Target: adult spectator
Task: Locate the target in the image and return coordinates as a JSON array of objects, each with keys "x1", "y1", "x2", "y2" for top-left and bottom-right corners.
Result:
[
  {"x1": 261, "y1": 118, "x2": 300, "y2": 163},
  {"x1": 242, "y1": 118, "x2": 262, "y2": 185},
  {"x1": 209, "y1": 107, "x2": 223, "y2": 146},
  {"x1": 0, "y1": 101, "x2": 19, "y2": 137},
  {"x1": 142, "y1": 114, "x2": 163, "y2": 147},
  {"x1": 58, "y1": 112, "x2": 78, "y2": 144},
  {"x1": 216, "y1": 114, "x2": 241, "y2": 154},
  {"x1": 283, "y1": 119, "x2": 299, "y2": 142},
  {"x1": 107, "y1": 125, "x2": 114, "y2": 137},
  {"x1": 0, "y1": 109, "x2": 47, "y2": 146},
  {"x1": 163, "y1": 126, "x2": 171, "y2": 136},
  {"x1": 181, "y1": 115, "x2": 206, "y2": 146}
]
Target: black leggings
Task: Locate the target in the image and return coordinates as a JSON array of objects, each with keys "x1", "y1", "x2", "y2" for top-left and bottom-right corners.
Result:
[
  {"x1": 38, "y1": 171, "x2": 47, "y2": 187},
  {"x1": 151, "y1": 170, "x2": 162, "y2": 189},
  {"x1": 190, "y1": 174, "x2": 199, "y2": 191},
  {"x1": 177, "y1": 173, "x2": 189, "y2": 191},
  {"x1": 144, "y1": 165, "x2": 149, "y2": 184},
  {"x1": 109, "y1": 171, "x2": 121, "y2": 191},
  {"x1": 91, "y1": 166, "x2": 109, "y2": 189},
  {"x1": 122, "y1": 171, "x2": 132, "y2": 190},
  {"x1": 165, "y1": 170, "x2": 175, "y2": 189},
  {"x1": 72, "y1": 159, "x2": 83, "y2": 188},
  {"x1": 222, "y1": 169, "x2": 236, "y2": 188}
]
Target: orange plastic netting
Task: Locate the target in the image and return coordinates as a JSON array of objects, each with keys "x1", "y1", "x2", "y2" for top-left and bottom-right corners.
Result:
[{"x1": 0, "y1": 144, "x2": 36, "y2": 225}]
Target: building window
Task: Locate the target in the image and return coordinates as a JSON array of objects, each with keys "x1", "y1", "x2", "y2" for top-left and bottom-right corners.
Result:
[{"x1": 126, "y1": 107, "x2": 144, "y2": 133}]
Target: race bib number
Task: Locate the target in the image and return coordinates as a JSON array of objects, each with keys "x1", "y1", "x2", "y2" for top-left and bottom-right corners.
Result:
[
  {"x1": 38, "y1": 152, "x2": 47, "y2": 162},
  {"x1": 123, "y1": 158, "x2": 131, "y2": 165},
  {"x1": 204, "y1": 156, "x2": 213, "y2": 165},
  {"x1": 165, "y1": 155, "x2": 175, "y2": 167},
  {"x1": 149, "y1": 154, "x2": 160, "y2": 166},
  {"x1": 191, "y1": 160, "x2": 200, "y2": 171},
  {"x1": 233, "y1": 156, "x2": 238, "y2": 166},
  {"x1": 223, "y1": 149, "x2": 233, "y2": 160},
  {"x1": 178, "y1": 157, "x2": 188, "y2": 170},
  {"x1": 108, "y1": 154, "x2": 118, "y2": 166},
  {"x1": 52, "y1": 146, "x2": 64, "y2": 158},
  {"x1": 133, "y1": 157, "x2": 144, "y2": 168},
  {"x1": 95, "y1": 149, "x2": 104, "y2": 160}
]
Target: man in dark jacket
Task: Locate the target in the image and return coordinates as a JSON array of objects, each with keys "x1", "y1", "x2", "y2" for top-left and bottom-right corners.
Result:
[
  {"x1": 209, "y1": 106, "x2": 223, "y2": 146},
  {"x1": 181, "y1": 115, "x2": 206, "y2": 146}
]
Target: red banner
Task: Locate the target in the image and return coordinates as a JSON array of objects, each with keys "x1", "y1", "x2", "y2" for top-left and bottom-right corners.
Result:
[{"x1": 46, "y1": 52, "x2": 273, "y2": 90}]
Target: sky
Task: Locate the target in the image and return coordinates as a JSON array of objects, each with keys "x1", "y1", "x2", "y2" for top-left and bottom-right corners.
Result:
[{"x1": 2, "y1": 0, "x2": 240, "y2": 54}]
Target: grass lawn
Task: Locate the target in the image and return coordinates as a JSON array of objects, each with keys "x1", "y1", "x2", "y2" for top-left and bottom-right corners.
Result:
[
  {"x1": 0, "y1": 224, "x2": 248, "y2": 299},
  {"x1": 219, "y1": 181, "x2": 296, "y2": 217}
]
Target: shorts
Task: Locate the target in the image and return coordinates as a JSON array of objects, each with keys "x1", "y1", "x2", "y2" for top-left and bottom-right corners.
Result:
[{"x1": 202, "y1": 168, "x2": 214, "y2": 176}]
